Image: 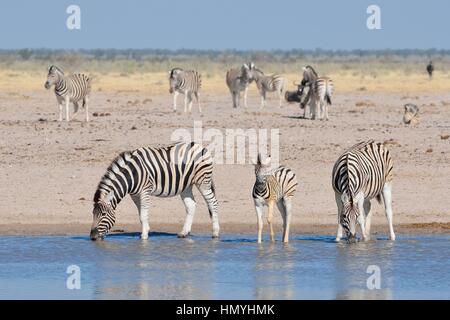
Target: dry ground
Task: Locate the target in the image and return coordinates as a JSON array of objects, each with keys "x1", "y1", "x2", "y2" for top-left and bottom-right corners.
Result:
[{"x1": 0, "y1": 71, "x2": 449, "y2": 237}]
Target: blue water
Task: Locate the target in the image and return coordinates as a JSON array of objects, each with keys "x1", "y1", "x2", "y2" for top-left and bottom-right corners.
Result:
[{"x1": 0, "y1": 233, "x2": 449, "y2": 299}]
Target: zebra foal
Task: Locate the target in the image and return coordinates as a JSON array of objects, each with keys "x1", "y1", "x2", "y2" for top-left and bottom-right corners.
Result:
[
  {"x1": 252, "y1": 153, "x2": 297, "y2": 243},
  {"x1": 332, "y1": 140, "x2": 395, "y2": 243},
  {"x1": 44, "y1": 65, "x2": 92, "y2": 122},
  {"x1": 253, "y1": 69, "x2": 285, "y2": 108},
  {"x1": 90, "y1": 142, "x2": 220, "y2": 240},
  {"x1": 169, "y1": 68, "x2": 202, "y2": 113}
]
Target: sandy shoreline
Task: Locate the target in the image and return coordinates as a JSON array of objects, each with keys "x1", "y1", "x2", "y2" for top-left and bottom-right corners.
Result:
[{"x1": 1, "y1": 89, "x2": 449, "y2": 236}]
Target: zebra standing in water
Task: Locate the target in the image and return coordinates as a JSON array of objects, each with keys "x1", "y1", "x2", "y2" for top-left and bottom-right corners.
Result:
[
  {"x1": 332, "y1": 140, "x2": 395, "y2": 243},
  {"x1": 226, "y1": 63, "x2": 255, "y2": 108},
  {"x1": 252, "y1": 68, "x2": 285, "y2": 108},
  {"x1": 169, "y1": 68, "x2": 202, "y2": 113},
  {"x1": 296, "y1": 66, "x2": 333, "y2": 120},
  {"x1": 90, "y1": 142, "x2": 219, "y2": 240},
  {"x1": 44, "y1": 65, "x2": 92, "y2": 122},
  {"x1": 252, "y1": 153, "x2": 297, "y2": 243}
]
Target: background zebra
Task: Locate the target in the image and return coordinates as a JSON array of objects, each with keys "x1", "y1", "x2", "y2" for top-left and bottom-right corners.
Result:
[
  {"x1": 332, "y1": 140, "x2": 395, "y2": 243},
  {"x1": 169, "y1": 68, "x2": 202, "y2": 113},
  {"x1": 90, "y1": 141, "x2": 219, "y2": 240},
  {"x1": 252, "y1": 153, "x2": 297, "y2": 243},
  {"x1": 44, "y1": 65, "x2": 92, "y2": 122},
  {"x1": 252, "y1": 69, "x2": 285, "y2": 108},
  {"x1": 226, "y1": 62, "x2": 255, "y2": 108},
  {"x1": 403, "y1": 103, "x2": 420, "y2": 125},
  {"x1": 297, "y1": 66, "x2": 333, "y2": 120}
]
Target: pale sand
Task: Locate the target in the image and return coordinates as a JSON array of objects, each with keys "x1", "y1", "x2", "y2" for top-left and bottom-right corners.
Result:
[{"x1": 0, "y1": 89, "x2": 449, "y2": 236}]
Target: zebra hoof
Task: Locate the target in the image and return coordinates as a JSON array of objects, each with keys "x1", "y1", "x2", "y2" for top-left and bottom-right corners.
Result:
[
  {"x1": 177, "y1": 232, "x2": 190, "y2": 238},
  {"x1": 211, "y1": 234, "x2": 219, "y2": 239}
]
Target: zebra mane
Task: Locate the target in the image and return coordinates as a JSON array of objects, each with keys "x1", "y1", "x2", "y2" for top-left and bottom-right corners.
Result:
[
  {"x1": 49, "y1": 65, "x2": 64, "y2": 75},
  {"x1": 303, "y1": 65, "x2": 318, "y2": 77}
]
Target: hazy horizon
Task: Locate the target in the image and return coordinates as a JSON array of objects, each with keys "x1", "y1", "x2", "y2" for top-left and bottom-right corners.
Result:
[{"x1": 0, "y1": 0, "x2": 448, "y2": 50}]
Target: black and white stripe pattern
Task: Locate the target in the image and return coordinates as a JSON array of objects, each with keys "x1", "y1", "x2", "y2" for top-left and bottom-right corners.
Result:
[
  {"x1": 226, "y1": 63, "x2": 255, "y2": 108},
  {"x1": 252, "y1": 153, "x2": 297, "y2": 243},
  {"x1": 169, "y1": 68, "x2": 202, "y2": 113},
  {"x1": 252, "y1": 69, "x2": 285, "y2": 108},
  {"x1": 44, "y1": 65, "x2": 92, "y2": 122},
  {"x1": 90, "y1": 142, "x2": 219, "y2": 240},
  {"x1": 298, "y1": 66, "x2": 334, "y2": 120},
  {"x1": 332, "y1": 140, "x2": 395, "y2": 242}
]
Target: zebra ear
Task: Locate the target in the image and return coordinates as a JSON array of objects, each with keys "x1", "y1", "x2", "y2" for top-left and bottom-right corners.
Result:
[
  {"x1": 243, "y1": 63, "x2": 249, "y2": 69},
  {"x1": 302, "y1": 67, "x2": 307, "y2": 71},
  {"x1": 250, "y1": 62, "x2": 255, "y2": 69}
]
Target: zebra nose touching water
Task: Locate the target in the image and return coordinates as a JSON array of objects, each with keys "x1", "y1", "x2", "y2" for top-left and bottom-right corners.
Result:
[
  {"x1": 169, "y1": 68, "x2": 202, "y2": 113},
  {"x1": 332, "y1": 140, "x2": 396, "y2": 243},
  {"x1": 252, "y1": 153, "x2": 297, "y2": 243},
  {"x1": 44, "y1": 65, "x2": 92, "y2": 122},
  {"x1": 90, "y1": 142, "x2": 220, "y2": 241}
]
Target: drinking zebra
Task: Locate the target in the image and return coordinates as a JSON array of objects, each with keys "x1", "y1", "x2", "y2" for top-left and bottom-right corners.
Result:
[
  {"x1": 252, "y1": 153, "x2": 297, "y2": 243},
  {"x1": 44, "y1": 65, "x2": 92, "y2": 122},
  {"x1": 90, "y1": 142, "x2": 220, "y2": 240},
  {"x1": 226, "y1": 63, "x2": 255, "y2": 108},
  {"x1": 169, "y1": 68, "x2": 202, "y2": 113},
  {"x1": 252, "y1": 69, "x2": 285, "y2": 108},
  {"x1": 332, "y1": 140, "x2": 395, "y2": 243}
]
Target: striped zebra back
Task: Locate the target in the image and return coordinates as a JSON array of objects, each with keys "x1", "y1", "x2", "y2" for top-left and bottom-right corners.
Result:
[
  {"x1": 65, "y1": 73, "x2": 92, "y2": 101},
  {"x1": 254, "y1": 69, "x2": 284, "y2": 92},
  {"x1": 170, "y1": 69, "x2": 202, "y2": 94},
  {"x1": 94, "y1": 142, "x2": 213, "y2": 208},
  {"x1": 332, "y1": 140, "x2": 393, "y2": 201},
  {"x1": 253, "y1": 166, "x2": 297, "y2": 202},
  {"x1": 313, "y1": 77, "x2": 333, "y2": 103}
]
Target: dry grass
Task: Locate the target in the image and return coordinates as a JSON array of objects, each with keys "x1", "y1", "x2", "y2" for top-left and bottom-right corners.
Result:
[{"x1": 1, "y1": 68, "x2": 450, "y2": 95}]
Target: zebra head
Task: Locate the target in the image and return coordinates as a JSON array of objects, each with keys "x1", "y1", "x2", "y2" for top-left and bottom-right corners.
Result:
[
  {"x1": 45, "y1": 65, "x2": 64, "y2": 89},
  {"x1": 253, "y1": 153, "x2": 272, "y2": 184},
  {"x1": 169, "y1": 68, "x2": 183, "y2": 93},
  {"x1": 340, "y1": 193, "x2": 360, "y2": 243},
  {"x1": 90, "y1": 200, "x2": 116, "y2": 240},
  {"x1": 299, "y1": 84, "x2": 311, "y2": 108},
  {"x1": 301, "y1": 65, "x2": 318, "y2": 86},
  {"x1": 241, "y1": 62, "x2": 255, "y2": 83}
]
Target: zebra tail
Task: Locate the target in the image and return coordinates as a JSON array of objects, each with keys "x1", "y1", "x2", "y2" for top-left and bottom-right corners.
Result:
[{"x1": 325, "y1": 92, "x2": 332, "y2": 105}]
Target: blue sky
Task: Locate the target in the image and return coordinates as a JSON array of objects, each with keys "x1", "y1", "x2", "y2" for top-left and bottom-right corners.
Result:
[{"x1": 0, "y1": 0, "x2": 447, "y2": 50}]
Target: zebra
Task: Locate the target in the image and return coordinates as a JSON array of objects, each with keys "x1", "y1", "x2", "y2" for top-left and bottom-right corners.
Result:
[
  {"x1": 252, "y1": 68, "x2": 285, "y2": 108},
  {"x1": 426, "y1": 60, "x2": 434, "y2": 79},
  {"x1": 44, "y1": 65, "x2": 92, "y2": 122},
  {"x1": 90, "y1": 141, "x2": 220, "y2": 241},
  {"x1": 252, "y1": 153, "x2": 297, "y2": 243},
  {"x1": 403, "y1": 103, "x2": 419, "y2": 125},
  {"x1": 169, "y1": 68, "x2": 202, "y2": 113},
  {"x1": 226, "y1": 63, "x2": 255, "y2": 108},
  {"x1": 332, "y1": 140, "x2": 395, "y2": 243}
]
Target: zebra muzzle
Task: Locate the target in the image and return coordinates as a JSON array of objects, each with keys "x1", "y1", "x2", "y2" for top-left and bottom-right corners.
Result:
[
  {"x1": 90, "y1": 228, "x2": 104, "y2": 241},
  {"x1": 44, "y1": 82, "x2": 51, "y2": 89}
]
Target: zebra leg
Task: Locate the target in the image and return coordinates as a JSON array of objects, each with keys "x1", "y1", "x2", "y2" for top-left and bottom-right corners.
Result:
[
  {"x1": 278, "y1": 89, "x2": 283, "y2": 108},
  {"x1": 260, "y1": 91, "x2": 266, "y2": 109},
  {"x1": 267, "y1": 200, "x2": 275, "y2": 241},
  {"x1": 244, "y1": 86, "x2": 248, "y2": 108},
  {"x1": 183, "y1": 93, "x2": 188, "y2": 113},
  {"x1": 364, "y1": 200, "x2": 372, "y2": 240},
  {"x1": 73, "y1": 101, "x2": 79, "y2": 115},
  {"x1": 195, "y1": 92, "x2": 202, "y2": 113},
  {"x1": 58, "y1": 102, "x2": 63, "y2": 122},
  {"x1": 173, "y1": 91, "x2": 179, "y2": 112},
  {"x1": 178, "y1": 186, "x2": 196, "y2": 238},
  {"x1": 131, "y1": 193, "x2": 151, "y2": 240},
  {"x1": 65, "y1": 97, "x2": 70, "y2": 122},
  {"x1": 382, "y1": 182, "x2": 396, "y2": 241},
  {"x1": 197, "y1": 181, "x2": 220, "y2": 238},
  {"x1": 278, "y1": 198, "x2": 292, "y2": 243},
  {"x1": 357, "y1": 197, "x2": 367, "y2": 241},
  {"x1": 254, "y1": 201, "x2": 264, "y2": 243},
  {"x1": 187, "y1": 92, "x2": 194, "y2": 113},
  {"x1": 335, "y1": 192, "x2": 344, "y2": 242},
  {"x1": 84, "y1": 96, "x2": 89, "y2": 122}
]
